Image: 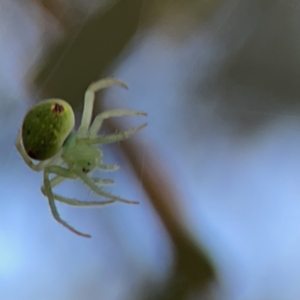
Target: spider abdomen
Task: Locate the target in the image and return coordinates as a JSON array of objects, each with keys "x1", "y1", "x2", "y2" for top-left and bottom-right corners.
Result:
[{"x1": 22, "y1": 99, "x2": 75, "y2": 161}]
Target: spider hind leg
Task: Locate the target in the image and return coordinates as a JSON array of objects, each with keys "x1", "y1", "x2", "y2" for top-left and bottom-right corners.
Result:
[{"x1": 43, "y1": 165, "x2": 92, "y2": 238}]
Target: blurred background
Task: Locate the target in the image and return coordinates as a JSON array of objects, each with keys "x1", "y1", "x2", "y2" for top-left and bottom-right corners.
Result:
[{"x1": 1, "y1": 0, "x2": 300, "y2": 299}]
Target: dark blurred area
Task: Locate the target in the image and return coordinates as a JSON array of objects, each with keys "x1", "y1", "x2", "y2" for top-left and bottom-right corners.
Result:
[{"x1": 2, "y1": 0, "x2": 300, "y2": 299}]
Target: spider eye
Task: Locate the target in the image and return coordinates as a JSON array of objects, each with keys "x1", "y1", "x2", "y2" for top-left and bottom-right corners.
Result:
[{"x1": 22, "y1": 99, "x2": 75, "y2": 161}]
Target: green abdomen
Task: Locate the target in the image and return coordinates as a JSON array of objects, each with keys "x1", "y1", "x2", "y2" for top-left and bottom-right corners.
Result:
[{"x1": 22, "y1": 99, "x2": 75, "y2": 161}]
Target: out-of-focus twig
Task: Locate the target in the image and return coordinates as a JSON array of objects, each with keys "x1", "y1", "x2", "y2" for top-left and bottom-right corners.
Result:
[{"x1": 109, "y1": 130, "x2": 216, "y2": 299}]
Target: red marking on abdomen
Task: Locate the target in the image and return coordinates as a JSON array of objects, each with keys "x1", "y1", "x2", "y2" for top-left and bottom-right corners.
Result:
[{"x1": 52, "y1": 103, "x2": 64, "y2": 114}]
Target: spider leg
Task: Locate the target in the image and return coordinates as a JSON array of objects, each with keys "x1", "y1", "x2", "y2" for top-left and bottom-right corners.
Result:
[
  {"x1": 98, "y1": 163, "x2": 119, "y2": 171},
  {"x1": 41, "y1": 173, "x2": 114, "y2": 197},
  {"x1": 50, "y1": 193, "x2": 116, "y2": 207},
  {"x1": 79, "y1": 123, "x2": 148, "y2": 146},
  {"x1": 43, "y1": 165, "x2": 91, "y2": 238},
  {"x1": 78, "y1": 78, "x2": 128, "y2": 137},
  {"x1": 41, "y1": 170, "x2": 76, "y2": 195},
  {"x1": 74, "y1": 169, "x2": 139, "y2": 205},
  {"x1": 41, "y1": 174, "x2": 114, "y2": 194},
  {"x1": 93, "y1": 178, "x2": 115, "y2": 185},
  {"x1": 41, "y1": 166, "x2": 118, "y2": 207},
  {"x1": 15, "y1": 129, "x2": 61, "y2": 171},
  {"x1": 89, "y1": 109, "x2": 147, "y2": 137}
]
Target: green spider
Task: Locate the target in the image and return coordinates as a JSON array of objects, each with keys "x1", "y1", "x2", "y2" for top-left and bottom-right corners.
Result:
[{"x1": 15, "y1": 78, "x2": 147, "y2": 238}]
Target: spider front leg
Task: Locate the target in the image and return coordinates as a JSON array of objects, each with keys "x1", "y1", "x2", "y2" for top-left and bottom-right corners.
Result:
[
  {"x1": 43, "y1": 165, "x2": 92, "y2": 238},
  {"x1": 78, "y1": 78, "x2": 128, "y2": 137},
  {"x1": 79, "y1": 123, "x2": 147, "y2": 146},
  {"x1": 89, "y1": 109, "x2": 147, "y2": 137}
]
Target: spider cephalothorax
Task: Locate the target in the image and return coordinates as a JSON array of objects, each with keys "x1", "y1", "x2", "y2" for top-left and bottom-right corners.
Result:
[{"x1": 15, "y1": 78, "x2": 147, "y2": 238}]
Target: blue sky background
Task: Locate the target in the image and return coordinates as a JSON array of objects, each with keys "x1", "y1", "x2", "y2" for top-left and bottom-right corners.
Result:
[{"x1": 2, "y1": 0, "x2": 300, "y2": 299}]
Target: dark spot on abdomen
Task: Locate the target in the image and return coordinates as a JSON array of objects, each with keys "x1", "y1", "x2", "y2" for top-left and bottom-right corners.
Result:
[
  {"x1": 27, "y1": 150, "x2": 38, "y2": 159},
  {"x1": 51, "y1": 103, "x2": 64, "y2": 114}
]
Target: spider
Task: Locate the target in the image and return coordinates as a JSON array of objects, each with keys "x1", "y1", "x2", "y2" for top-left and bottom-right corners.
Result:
[{"x1": 15, "y1": 78, "x2": 147, "y2": 238}]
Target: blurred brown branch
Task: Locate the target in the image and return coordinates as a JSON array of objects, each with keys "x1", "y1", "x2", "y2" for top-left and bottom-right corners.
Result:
[{"x1": 113, "y1": 135, "x2": 215, "y2": 299}]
